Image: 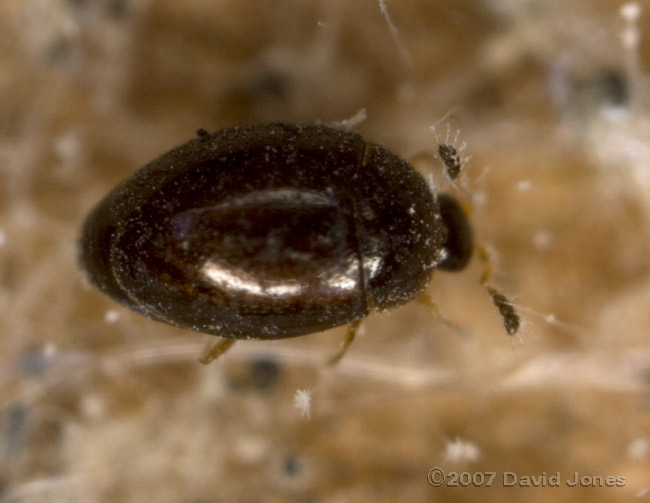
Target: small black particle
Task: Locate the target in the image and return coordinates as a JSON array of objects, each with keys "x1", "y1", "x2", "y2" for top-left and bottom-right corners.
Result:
[
  {"x1": 19, "y1": 349, "x2": 49, "y2": 376},
  {"x1": 598, "y1": 70, "x2": 628, "y2": 107},
  {"x1": 284, "y1": 455, "x2": 301, "y2": 477},
  {"x1": 438, "y1": 143, "x2": 461, "y2": 180},
  {"x1": 254, "y1": 69, "x2": 291, "y2": 100},
  {"x1": 107, "y1": 0, "x2": 128, "y2": 19},
  {"x1": 67, "y1": 0, "x2": 88, "y2": 9},
  {"x1": 2, "y1": 404, "x2": 27, "y2": 459},
  {"x1": 249, "y1": 357, "x2": 281, "y2": 393}
]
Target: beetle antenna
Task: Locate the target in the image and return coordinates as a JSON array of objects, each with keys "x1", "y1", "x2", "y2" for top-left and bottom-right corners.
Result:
[{"x1": 477, "y1": 246, "x2": 521, "y2": 335}]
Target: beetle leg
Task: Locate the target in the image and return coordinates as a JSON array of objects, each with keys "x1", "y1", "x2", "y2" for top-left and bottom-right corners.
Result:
[
  {"x1": 416, "y1": 292, "x2": 468, "y2": 336},
  {"x1": 199, "y1": 338, "x2": 236, "y2": 364},
  {"x1": 327, "y1": 320, "x2": 362, "y2": 365}
]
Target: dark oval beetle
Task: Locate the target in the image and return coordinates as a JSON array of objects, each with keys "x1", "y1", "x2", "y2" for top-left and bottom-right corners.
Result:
[{"x1": 79, "y1": 123, "x2": 518, "y2": 363}]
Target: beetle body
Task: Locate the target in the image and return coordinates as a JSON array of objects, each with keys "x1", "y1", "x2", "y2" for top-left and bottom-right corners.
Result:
[{"x1": 80, "y1": 123, "x2": 472, "y2": 340}]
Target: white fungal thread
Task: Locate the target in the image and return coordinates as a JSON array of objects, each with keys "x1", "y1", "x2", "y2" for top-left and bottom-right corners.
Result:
[{"x1": 378, "y1": 0, "x2": 412, "y2": 67}]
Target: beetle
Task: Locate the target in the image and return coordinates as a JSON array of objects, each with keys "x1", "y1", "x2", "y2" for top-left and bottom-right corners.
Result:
[{"x1": 79, "y1": 123, "x2": 518, "y2": 363}]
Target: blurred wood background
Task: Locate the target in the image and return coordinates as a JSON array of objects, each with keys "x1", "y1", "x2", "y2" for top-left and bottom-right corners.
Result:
[{"x1": 1, "y1": 0, "x2": 650, "y2": 501}]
